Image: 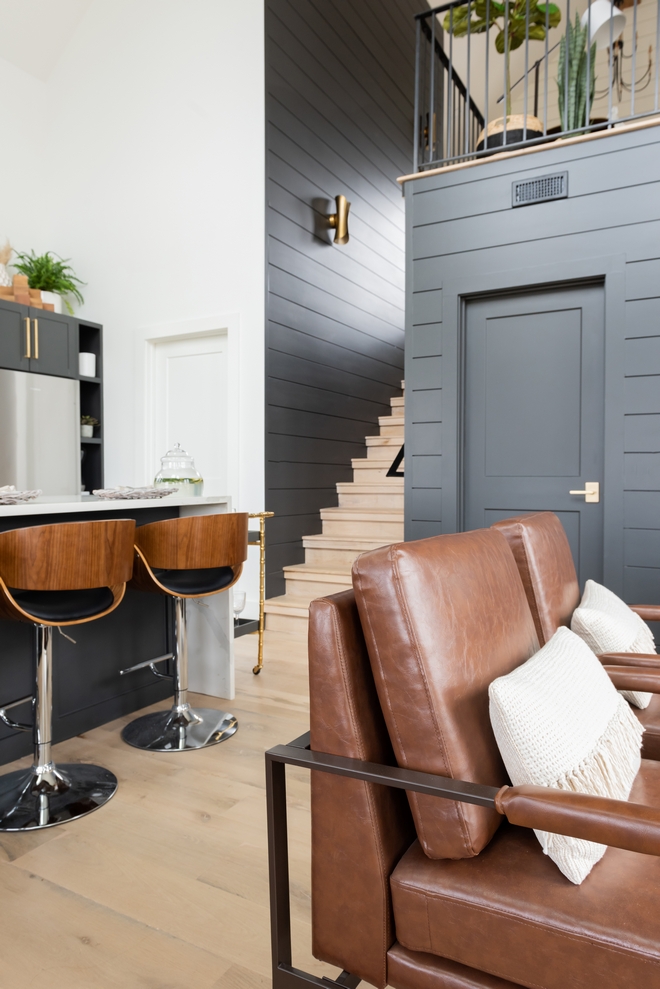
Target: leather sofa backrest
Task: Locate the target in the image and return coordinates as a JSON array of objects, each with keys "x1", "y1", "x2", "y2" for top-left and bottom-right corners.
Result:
[
  {"x1": 309, "y1": 590, "x2": 415, "y2": 989},
  {"x1": 352, "y1": 529, "x2": 539, "y2": 860},
  {"x1": 492, "y1": 512, "x2": 580, "y2": 645}
]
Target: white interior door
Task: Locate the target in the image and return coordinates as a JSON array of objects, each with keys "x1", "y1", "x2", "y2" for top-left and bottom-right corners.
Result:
[{"x1": 151, "y1": 332, "x2": 228, "y2": 494}]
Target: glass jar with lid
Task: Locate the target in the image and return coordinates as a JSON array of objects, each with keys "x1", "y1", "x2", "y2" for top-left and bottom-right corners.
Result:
[{"x1": 153, "y1": 443, "x2": 204, "y2": 497}]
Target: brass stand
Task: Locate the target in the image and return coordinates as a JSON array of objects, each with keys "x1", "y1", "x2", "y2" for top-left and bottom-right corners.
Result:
[{"x1": 248, "y1": 512, "x2": 274, "y2": 675}]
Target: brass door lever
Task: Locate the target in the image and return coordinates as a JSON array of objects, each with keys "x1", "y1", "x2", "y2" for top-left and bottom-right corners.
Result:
[{"x1": 569, "y1": 482, "x2": 600, "y2": 503}]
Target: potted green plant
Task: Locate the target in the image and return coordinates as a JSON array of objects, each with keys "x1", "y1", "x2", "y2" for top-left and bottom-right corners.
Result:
[
  {"x1": 557, "y1": 13, "x2": 596, "y2": 133},
  {"x1": 14, "y1": 250, "x2": 85, "y2": 315},
  {"x1": 444, "y1": 0, "x2": 561, "y2": 150},
  {"x1": 81, "y1": 415, "x2": 99, "y2": 439}
]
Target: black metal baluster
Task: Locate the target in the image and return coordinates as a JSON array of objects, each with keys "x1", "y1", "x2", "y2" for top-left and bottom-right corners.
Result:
[{"x1": 414, "y1": 17, "x2": 421, "y2": 171}]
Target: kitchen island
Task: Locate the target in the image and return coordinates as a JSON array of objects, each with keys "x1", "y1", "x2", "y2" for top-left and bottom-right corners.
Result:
[{"x1": 0, "y1": 493, "x2": 234, "y2": 766}]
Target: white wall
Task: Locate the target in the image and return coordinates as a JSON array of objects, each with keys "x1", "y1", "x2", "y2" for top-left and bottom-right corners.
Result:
[{"x1": 0, "y1": 0, "x2": 265, "y2": 616}]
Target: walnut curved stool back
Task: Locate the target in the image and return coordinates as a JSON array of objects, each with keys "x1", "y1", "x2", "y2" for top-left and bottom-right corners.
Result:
[
  {"x1": 492, "y1": 511, "x2": 660, "y2": 760},
  {"x1": 121, "y1": 512, "x2": 248, "y2": 752},
  {"x1": 0, "y1": 519, "x2": 136, "y2": 831}
]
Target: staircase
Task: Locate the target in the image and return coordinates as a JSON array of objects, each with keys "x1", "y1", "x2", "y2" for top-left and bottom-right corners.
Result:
[{"x1": 264, "y1": 384, "x2": 404, "y2": 635}]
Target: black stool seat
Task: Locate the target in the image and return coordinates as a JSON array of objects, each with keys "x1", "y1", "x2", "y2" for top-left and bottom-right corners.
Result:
[
  {"x1": 9, "y1": 587, "x2": 115, "y2": 622},
  {"x1": 152, "y1": 566, "x2": 234, "y2": 596}
]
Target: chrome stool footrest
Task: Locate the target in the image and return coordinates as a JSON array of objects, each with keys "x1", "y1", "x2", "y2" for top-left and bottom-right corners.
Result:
[
  {"x1": 121, "y1": 596, "x2": 239, "y2": 752},
  {"x1": 0, "y1": 763, "x2": 117, "y2": 831},
  {"x1": 121, "y1": 706, "x2": 237, "y2": 751}
]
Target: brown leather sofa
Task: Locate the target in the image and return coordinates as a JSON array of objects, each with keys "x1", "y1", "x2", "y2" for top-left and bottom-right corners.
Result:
[
  {"x1": 492, "y1": 511, "x2": 660, "y2": 759},
  {"x1": 266, "y1": 528, "x2": 660, "y2": 989}
]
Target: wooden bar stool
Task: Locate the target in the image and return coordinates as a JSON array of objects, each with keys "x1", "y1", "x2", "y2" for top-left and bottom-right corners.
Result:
[
  {"x1": 0, "y1": 519, "x2": 136, "y2": 831},
  {"x1": 121, "y1": 512, "x2": 248, "y2": 752}
]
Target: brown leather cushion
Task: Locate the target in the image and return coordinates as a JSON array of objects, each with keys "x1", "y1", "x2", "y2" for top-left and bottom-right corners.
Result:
[
  {"x1": 390, "y1": 759, "x2": 660, "y2": 989},
  {"x1": 352, "y1": 530, "x2": 539, "y2": 860},
  {"x1": 491, "y1": 513, "x2": 580, "y2": 646},
  {"x1": 388, "y1": 943, "x2": 520, "y2": 989},
  {"x1": 639, "y1": 696, "x2": 660, "y2": 760}
]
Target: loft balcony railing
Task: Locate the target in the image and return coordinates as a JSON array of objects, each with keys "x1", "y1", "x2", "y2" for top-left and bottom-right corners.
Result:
[{"x1": 414, "y1": 0, "x2": 660, "y2": 170}]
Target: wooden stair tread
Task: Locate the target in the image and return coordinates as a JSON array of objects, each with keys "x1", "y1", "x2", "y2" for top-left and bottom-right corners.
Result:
[
  {"x1": 365, "y1": 435, "x2": 402, "y2": 446},
  {"x1": 264, "y1": 596, "x2": 312, "y2": 617},
  {"x1": 302, "y1": 534, "x2": 392, "y2": 549},
  {"x1": 283, "y1": 564, "x2": 352, "y2": 578},
  {"x1": 335, "y1": 482, "x2": 404, "y2": 493},
  {"x1": 320, "y1": 507, "x2": 403, "y2": 520}
]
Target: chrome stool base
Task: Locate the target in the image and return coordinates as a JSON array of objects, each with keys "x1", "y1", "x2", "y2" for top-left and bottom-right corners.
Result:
[
  {"x1": 121, "y1": 707, "x2": 238, "y2": 751},
  {"x1": 0, "y1": 763, "x2": 117, "y2": 831}
]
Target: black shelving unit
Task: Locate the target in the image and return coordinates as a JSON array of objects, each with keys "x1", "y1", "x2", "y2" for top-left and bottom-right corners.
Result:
[{"x1": 78, "y1": 320, "x2": 104, "y2": 494}]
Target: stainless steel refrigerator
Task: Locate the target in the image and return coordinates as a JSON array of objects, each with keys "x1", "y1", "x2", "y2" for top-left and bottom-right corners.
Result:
[{"x1": 0, "y1": 368, "x2": 80, "y2": 495}]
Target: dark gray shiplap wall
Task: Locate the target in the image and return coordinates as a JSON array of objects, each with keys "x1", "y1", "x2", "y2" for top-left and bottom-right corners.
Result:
[
  {"x1": 404, "y1": 123, "x2": 660, "y2": 606},
  {"x1": 265, "y1": 0, "x2": 417, "y2": 595}
]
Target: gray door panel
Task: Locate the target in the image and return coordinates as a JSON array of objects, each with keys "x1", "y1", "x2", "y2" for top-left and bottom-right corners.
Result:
[{"x1": 464, "y1": 283, "x2": 605, "y2": 585}]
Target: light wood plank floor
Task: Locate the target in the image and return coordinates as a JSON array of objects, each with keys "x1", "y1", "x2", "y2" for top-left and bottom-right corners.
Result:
[{"x1": 0, "y1": 630, "x2": 337, "y2": 989}]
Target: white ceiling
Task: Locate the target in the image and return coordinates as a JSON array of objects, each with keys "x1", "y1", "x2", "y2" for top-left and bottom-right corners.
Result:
[{"x1": 0, "y1": 0, "x2": 93, "y2": 81}]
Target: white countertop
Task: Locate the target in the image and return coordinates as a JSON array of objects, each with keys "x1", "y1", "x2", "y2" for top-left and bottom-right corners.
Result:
[{"x1": 0, "y1": 494, "x2": 230, "y2": 519}]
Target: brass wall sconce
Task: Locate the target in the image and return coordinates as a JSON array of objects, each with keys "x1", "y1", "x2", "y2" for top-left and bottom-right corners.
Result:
[{"x1": 328, "y1": 194, "x2": 350, "y2": 245}]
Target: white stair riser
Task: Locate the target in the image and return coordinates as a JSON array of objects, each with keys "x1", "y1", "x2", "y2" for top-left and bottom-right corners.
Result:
[
  {"x1": 391, "y1": 397, "x2": 404, "y2": 408},
  {"x1": 338, "y1": 491, "x2": 404, "y2": 508},
  {"x1": 367, "y1": 444, "x2": 401, "y2": 460},
  {"x1": 283, "y1": 578, "x2": 352, "y2": 602},
  {"x1": 379, "y1": 423, "x2": 405, "y2": 437},
  {"x1": 352, "y1": 463, "x2": 395, "y2": 480},
  {"x1": 322, "y1": 519, "x2": 403, "y2": 538},
  {"x1": 304, "y1": 547, "x2": 365, "y2": 565},
  {"x1": 265, "y1": 611, "x2": 309, "y2": 634}
]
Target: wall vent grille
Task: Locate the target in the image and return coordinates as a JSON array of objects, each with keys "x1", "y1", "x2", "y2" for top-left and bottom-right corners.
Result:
[{"x1": 512, "y1": 172, "x2": 568, "y2": 207}]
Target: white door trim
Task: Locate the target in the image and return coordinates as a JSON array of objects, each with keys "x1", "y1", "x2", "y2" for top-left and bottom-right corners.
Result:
[{"x1": 134, "y1": 312, "x2": 240, "y2": 504}]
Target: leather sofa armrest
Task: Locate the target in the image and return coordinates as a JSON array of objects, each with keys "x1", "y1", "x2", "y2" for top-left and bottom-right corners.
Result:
[
  {"x1": 599, "y1": 652, "x2": 660, "y2": 668},
  {"x1": 495, "y1": 783, "x2": 660, "y2": 855},
  {"x1": 629, "y1": 604, "x2": 660, "y2": 622},
  {"x1": 604, "y1": 666, "x2": 660, "y2": 693}
]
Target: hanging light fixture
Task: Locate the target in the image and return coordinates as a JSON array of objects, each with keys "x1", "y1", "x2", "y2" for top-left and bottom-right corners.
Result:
[
  {"x1": 581, "y1": 0, "x2": 627, "y2": 48},
  {"x1": 582, "y1": 0, "x2": 654, "y2": 109}
]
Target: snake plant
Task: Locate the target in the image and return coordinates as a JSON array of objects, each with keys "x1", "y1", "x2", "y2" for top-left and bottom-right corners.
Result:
[{"x1": 557, "y1": 13, "x2": 597, "y2": 133}]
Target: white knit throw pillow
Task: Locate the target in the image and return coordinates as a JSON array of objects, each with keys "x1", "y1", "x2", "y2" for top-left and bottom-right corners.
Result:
[
  {"x1": 571, "y1": 579, "x2": 656, "y2": 709},
  {"x1": 489, "y1": 627, "x2": 643, "y2": 885}
]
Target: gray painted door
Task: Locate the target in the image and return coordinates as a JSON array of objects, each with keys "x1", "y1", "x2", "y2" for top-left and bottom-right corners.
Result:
[{"x1": 463, "y1": 283, "x2": 605, "y2": 584}]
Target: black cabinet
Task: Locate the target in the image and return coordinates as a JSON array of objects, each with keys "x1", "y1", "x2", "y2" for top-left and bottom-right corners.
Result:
[
  {"x1": 26, "y1": 309, "x2": 75, "y2": 378},
  {"x1": 0, "y1": 301, "x2": 30, "y2": 371},
  {"x1": 0, "y1": 301, "x2": 76, "y2": 377}
]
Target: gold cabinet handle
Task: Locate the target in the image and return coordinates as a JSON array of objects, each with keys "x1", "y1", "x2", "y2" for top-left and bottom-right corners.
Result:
[
  {"x1": 33, "y1": 318, "x2": 38, "y2": 359},
  {"x1": 569, "y1": 482, "x2": 600, "y2": 503},
  {"x1": 24, "y1": 317, "x2": 31, "y2": 359}
]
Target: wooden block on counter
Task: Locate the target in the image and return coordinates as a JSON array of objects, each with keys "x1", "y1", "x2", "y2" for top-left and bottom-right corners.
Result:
[
  {"x1": 14, "y1": 292, "x2": 30, "y2": 305},
  {"x1": 28, "y1": 288, "x2": 42, "y2": 302},
  {"x1": 42, "y1": 303, "x2": 55, "y2": 312},
  {"x1": 12, "y1": 274, "x2": 28, "y2": 288}
]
